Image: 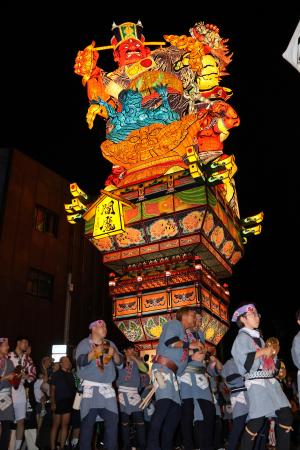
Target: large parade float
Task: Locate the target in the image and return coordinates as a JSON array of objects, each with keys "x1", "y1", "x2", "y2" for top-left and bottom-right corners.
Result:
[{"x1": 66, "y1": 21, "x2": 263, "y2": 355}]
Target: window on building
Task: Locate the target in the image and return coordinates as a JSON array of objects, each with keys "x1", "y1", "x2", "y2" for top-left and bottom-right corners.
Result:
[
  {"x1": 26, "y1": 268, "x2": 54, "y2": 300},
  {"x1": 34, "y1": 205, "x2": 58, "y2": 237}
]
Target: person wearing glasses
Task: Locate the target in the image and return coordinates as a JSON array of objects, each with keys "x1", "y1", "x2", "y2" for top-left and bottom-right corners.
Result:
[
  {"x1": 116, "y1": 343, "x2": 148, "y2": 450},
  {"x1": 231, "y1": 303, "x2": 292, "y2": 450}
]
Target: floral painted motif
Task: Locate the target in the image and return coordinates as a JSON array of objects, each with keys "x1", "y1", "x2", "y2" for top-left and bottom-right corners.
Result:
[
  {"x1": 181, "y1": 210, "x2": 205, "y2": 233},
  {"x1": 230, "y1": 250, "x2": 242, "y2": 265},
  {"x1": 149, "y1": 218, "x2": 178, "y2": 241},
  {"x1": 115, "y1": 227, "x2": 145, "y2": 247},
  {"x1": 203, "y1": 212, "x2": 214, "y2": 235},
  {"x1": 200, "y1": 311, "x2": 212, "y2": 329},
  {"x1": 221, "y1": 240, "x2": 235, "y2": 258},
  {"x1": 201, "y1": 288, "x2": 210, "y2": 308},
  {"x1": 210, "y1": 226, "x2": 225, "y2": 248},
  {"x1": 144, "y1": 316, "x2": 168, "y2": 339},
  {"x1": 205, "y1": 327, "x2": 215, "y2": 341},
  {"x1": 118, "y1": 320, "x2": 143, "y2": 341},
  {"x1": 91, "y1": 236, "x2": 114, "y2": 252}
]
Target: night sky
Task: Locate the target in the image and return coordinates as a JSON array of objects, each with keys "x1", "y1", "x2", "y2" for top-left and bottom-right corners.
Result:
[{"x1": 1, "y1": 4, "x2": 300, "y2": 365}]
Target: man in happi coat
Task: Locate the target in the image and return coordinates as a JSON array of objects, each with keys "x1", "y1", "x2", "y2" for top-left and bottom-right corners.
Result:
[
  {"x1": 76, "y1": 320, "x2": 123, "y2": 450},
  {"x1": 146, "y1": 306, "x2": 203, "y2": 450}
]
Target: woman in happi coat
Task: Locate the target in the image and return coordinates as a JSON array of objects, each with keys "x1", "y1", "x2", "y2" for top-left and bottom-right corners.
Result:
[{"x1": 231, "y1": 303, "x2": 292, "y2": 450}]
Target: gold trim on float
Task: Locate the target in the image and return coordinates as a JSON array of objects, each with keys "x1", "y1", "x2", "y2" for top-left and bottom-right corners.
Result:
[{"x1": 93, "y1": 42, "x2": 166, "y2": 51}]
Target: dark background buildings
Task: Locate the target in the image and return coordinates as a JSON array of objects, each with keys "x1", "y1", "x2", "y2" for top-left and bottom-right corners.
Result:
[
  {"x1": 0, "y1": 149, "x2": 125, "y2": 360},
  {"x1": 1, "y1": 4, "x2": 300, "y2": 365}
]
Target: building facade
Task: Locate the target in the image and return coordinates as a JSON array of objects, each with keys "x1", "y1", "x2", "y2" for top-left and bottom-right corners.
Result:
[{"x1": 0, "y1": 149, "x2": 113, "y2": 361}]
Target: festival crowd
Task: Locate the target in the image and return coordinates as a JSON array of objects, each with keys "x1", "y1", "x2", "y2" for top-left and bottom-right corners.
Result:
[{"x1": 0, "y1": 306, "x2": 300, "y2": 450}]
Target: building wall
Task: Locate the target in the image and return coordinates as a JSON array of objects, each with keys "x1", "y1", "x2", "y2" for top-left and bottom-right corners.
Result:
[{"x1": 0, "y1": 149, "x2": 107, "y2": 362}]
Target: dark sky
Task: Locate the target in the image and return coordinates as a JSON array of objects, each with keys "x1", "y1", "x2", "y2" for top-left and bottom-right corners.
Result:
[{"x1": 1, "y1": 4, "x2": 300, "y2": 363}]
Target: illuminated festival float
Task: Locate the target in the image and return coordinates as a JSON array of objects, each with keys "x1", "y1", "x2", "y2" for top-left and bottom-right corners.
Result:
[{"x1": 67, "y1": 21, "x2": 263, "y2": 353}]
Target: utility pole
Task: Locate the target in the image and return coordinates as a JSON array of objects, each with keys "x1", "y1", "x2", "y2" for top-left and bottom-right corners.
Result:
[
  {"x1": 64, "y1": 225, "x2": 75, "y2": 345},
  {"x1": 64, "y1": 272, "x2": 73, "y2": 344}
]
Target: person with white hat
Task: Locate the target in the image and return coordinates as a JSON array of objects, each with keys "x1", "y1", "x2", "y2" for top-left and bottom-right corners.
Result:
[
  {"x1": 75, "y1": 320, "x2": 123, "y2": 450},
  {"x1": 231, "y1": 303, "x2": 292, "y2": 450}
]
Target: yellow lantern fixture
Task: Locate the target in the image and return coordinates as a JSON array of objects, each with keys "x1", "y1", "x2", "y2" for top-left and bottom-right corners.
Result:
[{"x1": 93, "y1": 190, "x2": 134, "y2": 239}]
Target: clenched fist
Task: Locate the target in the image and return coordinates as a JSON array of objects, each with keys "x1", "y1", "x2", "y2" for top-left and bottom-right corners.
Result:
[
  {"x1": 86, "y1": 104, "x2": 108, "y2": 129},
  {"x1": 74, "y1": 41, "x2": 99, "y2": 85}
]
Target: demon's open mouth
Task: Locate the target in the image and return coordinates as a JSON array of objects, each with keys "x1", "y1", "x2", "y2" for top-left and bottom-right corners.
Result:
[{"x1": 126, "y1": 50, "x2": 142, "y2": 58}]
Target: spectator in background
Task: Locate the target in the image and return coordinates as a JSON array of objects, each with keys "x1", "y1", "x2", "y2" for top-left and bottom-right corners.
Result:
[
  {"x1": 52, "y1": 362, "x2": 60, "y2": 374},
  {"x1": 0, "y1": 338, "x2": 15, "y2": 450},
  {"x1": 23, "y1": 379, "x2": 38, "y2": 450},
  {"x1": 50, "y1": 356, "x2": 76, "y2": 450},
  {"x1": 8, "y1": 337, "x2": 36, "y2": 450},
  {"x1": 34, "y1": 356, "x2": 53, "y2": 432},
  {"x1": 41, "y1": 357, "x2": 52, "y2": 383}
]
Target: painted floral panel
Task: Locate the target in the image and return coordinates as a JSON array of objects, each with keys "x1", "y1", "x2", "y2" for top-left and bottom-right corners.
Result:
[
  {"x1": 180, "y1": 210, "x2": 205, "y2": 234},
  {"x1": 115, "y1": 227, "x2": 145, "y2": 248},
  {"x1": 148, "y1": 218, "x2": 178, "y2": 242}
]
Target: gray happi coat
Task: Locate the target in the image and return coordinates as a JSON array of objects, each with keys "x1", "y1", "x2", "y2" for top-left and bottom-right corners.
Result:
[
  {"x1": 76, "y1": 337, "x2": 122, "y2": 419},
  {"x1": 152, "y1": 320, "x2": 188, "y2": 404},
  {"x1": 291, "y1": 330, "x2": 300, "y2": 399},
  {"x1": 231, "y1": 328, "x2": 290, "y2": 420},
  {"x1": 179, "y1": 329, "x2": 217, "y2": 403},
  {"x1": 221, "y1": 357, "x2": 249, "y2": 419},
  {"x1": 117, "y1": 360, "x2": 142, "y2": 414},
  {"x1": 0, "y1": 358, "x2": 15, "y2": 421}
]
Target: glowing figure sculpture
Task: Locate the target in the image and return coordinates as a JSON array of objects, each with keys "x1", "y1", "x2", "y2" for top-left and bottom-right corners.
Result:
[{"x1": 70, "y1": 21, "x2": 263, "y2": 352}]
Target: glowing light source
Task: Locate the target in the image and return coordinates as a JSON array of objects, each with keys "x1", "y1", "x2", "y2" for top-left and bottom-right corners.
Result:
[
  {"x1": 93, "y1": 191, "x2": 134, "y2": 239},
  {"x1": 194, "y1": 256, "x2": 202, "y2": 271},
  {"x1": 66, "y1": 213, "x2": 82, "y2": 224},
  {"x1": 70, "y1": 183, "x2": 88, "y2": 200},
  {"x1": 109, "y1": 272, "x2": 116, "y2": 287},
  {"x1": 72, "y1": 198, "x2": 87, "y2": 212},
  {"x1": 51, "y1": 345, "x2": 67, "y2": 362}
]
